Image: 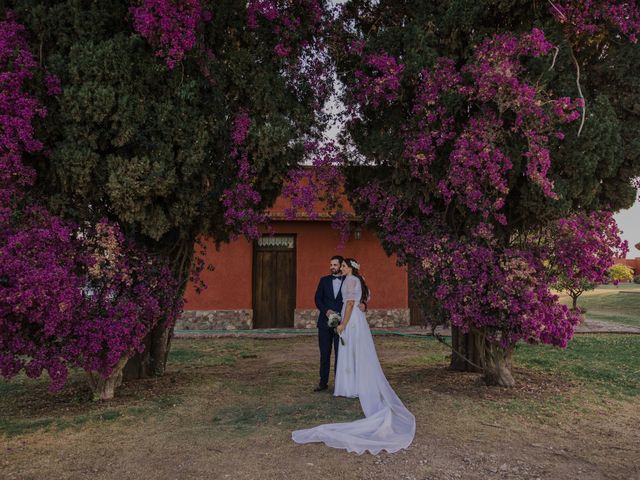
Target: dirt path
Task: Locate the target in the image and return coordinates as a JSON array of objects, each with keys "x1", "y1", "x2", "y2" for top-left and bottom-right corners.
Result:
[{"x1": 2, "y1": 336, "x2": 639, "y2": 480}]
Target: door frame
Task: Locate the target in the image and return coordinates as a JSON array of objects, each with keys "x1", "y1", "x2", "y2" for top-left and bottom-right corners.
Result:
[{"x1": 252, "y1": 234, "x2": 297, "y2": 328}]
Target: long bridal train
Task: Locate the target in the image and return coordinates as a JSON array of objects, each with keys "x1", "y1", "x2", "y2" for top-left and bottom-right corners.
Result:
[{"x1": 292, "y1": 297, "x2": 415, "y2": 455}]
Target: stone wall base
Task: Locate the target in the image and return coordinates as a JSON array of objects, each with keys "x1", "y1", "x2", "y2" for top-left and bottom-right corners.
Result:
[
  {"x1": 294, "y1": 309, "x2": 410, "y2": 329},
  {"x1": 294, "y1": 309, "x2": 318, "y2": 329},
  {"x1": 176, "y1": 308, "x2": 410, "y2": 331},
  {"x1": 176, "y1": 310, "x2": 253, "y2": 331}
]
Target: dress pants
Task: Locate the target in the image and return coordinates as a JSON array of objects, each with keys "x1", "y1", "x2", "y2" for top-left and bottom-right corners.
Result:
[{"x1": 318, "y1": 326, "x2": 340, "y2": 386}]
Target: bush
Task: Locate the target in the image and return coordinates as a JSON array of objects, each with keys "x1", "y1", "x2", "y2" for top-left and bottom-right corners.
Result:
[
  {"x1": 608, "y1": 264, "x2": 635, "y2": 283},
  {"x1": 634, "y1": 275, "x2": 640, "y2": 284}
]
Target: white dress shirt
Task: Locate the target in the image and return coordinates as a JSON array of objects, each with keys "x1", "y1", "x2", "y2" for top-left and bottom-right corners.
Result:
[{"x1": 332, "y1": 275, "x2": 342, "y2": 298}]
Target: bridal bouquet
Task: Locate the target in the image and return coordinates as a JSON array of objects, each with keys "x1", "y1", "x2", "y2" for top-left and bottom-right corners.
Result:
[{"x1": 327, "y1": 312, "x2": 345, "y2": 345}]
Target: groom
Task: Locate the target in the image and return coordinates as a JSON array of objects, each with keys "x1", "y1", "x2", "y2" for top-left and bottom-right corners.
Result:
[
  {"x1": 313, "y1": 256, "x2": 366, "y2": 392},
  {"x1": 313, "y1": 255, "x2": 345, "y2": 392}
]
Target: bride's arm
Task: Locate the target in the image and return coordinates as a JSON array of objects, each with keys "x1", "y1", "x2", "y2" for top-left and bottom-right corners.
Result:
[
  {"x1": 338, "y1": 300, "x2": 354, "y2": 334},
  {"x1": 338, "y1": 277, "x2": 358, "y2": 333}
]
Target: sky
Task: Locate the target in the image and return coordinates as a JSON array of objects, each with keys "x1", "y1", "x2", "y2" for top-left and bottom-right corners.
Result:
[{"x1": 614, "y1": 200, "x2": 640, "y2": 258}]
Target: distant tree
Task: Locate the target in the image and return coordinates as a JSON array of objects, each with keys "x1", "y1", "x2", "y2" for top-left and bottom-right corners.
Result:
[
  {"x1": 554, "y1": 277, "x2": 595, "y2": 311},
  {"x1": 608, "y1": 264, "x2": 634, "y2": 284}
]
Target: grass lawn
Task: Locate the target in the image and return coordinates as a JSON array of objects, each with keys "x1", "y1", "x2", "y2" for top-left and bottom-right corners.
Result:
[
  {"x1": 1, "y1": 334, "x2": 639, "y2": 480},
  {"x1": 557, "y1": 283, "x2": 640, "y2": 327}
]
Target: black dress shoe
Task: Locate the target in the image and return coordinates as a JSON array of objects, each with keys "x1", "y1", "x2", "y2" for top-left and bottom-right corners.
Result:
[{"x1": 313, "y1": 384, "x2": 328, "y2": 392}]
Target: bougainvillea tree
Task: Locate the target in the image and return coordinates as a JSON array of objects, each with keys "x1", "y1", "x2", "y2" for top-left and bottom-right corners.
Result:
[
  {"x1": 0, "y1": 11, "x2": 182, "y2": 399},
  {"x1": 4, "y1": 0, "x2": 333, "y2": 378},
  {"x1": 332, "y1": 1, "x2": 639, "y2": 385}
]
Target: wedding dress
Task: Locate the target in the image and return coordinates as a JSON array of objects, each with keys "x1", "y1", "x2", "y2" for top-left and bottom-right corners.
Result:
[{"x1": 292, "y1": 275, "x2": 415, "y2": 455}]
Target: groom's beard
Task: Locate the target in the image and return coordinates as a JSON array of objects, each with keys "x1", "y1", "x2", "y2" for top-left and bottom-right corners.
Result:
[{"x1": 330, "y1": 268, "x2": 340, "y2": 276}]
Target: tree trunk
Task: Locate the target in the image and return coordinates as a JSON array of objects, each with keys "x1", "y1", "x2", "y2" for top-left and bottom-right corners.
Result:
[
  {"x1": 481, "y1": 342, "x2": 515, "y2": 387},
  {"x1": 450, "y1": 327, "x2": 516, "y2": 387},
  {"x1": 571, "y1": 294, "x2": 578, "y2": 311},
  {"x1": 123, "y1": 237, "x2": 193, "y2": 381},
  {"x1": 449, "y1": 326, "x2": 483, "y2": 372},
  {"x1": 122, "y1": 322, "x2": 173, "y2": 380},
  {"x1": 87, "y1": 355, "x2": 129, "y2": 401}
]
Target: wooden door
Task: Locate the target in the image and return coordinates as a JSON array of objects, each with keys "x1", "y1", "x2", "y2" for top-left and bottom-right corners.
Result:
[{"x1": 253, "y1": 235, "x2": 296, "y2": 328}]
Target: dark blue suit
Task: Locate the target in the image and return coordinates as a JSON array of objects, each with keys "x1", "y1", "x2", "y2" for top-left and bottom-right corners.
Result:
[{"x1": 314, "y1": 275, "x2": 344, "y2": 387}]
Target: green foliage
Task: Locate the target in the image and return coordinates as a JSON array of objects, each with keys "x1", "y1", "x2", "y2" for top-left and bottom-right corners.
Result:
[
  {"x1": 553, "y1": 275, "x2": 596, "y2": 309},
  {"x1": 337, "y1": 0, "x2": 640, "y2": 232},
  {"x1": 7, "y1": 0, "x2": 320, "y2": 257}
]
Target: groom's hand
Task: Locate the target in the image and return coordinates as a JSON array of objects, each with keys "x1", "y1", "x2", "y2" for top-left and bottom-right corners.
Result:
[
  {"x1": 358, "y1": 303, "x2": 367, "y2": 312},
  {"x1": 326, "y1": 309, "x2": 335, "y2": 316}
]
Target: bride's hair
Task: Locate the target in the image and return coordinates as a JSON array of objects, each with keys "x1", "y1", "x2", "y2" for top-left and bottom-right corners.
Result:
[{"x1": 344, "y1": 258, "x2": 370, "y2": 305}]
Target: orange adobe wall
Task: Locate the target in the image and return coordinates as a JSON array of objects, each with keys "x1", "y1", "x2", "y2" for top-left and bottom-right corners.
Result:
[
  {"x1": 270, "y1": 221, "x2": 407, "y2": 310},
  {"x1": 181, "y1": 173, "x2": 410, "y2": 329},
  {"x1": 183, "y1": 238, "x2": 253, "y2": 310},
  {"x1": 183, "y1": 221, "x2": 408, "y2": 311}
]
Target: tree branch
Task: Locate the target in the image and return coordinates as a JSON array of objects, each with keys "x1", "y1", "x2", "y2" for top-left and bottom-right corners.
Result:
[
  {"x1": 547, "y1": 1, "x2": 566, "y2": 21},
  {"x1": 548, "y1": 46, "x2": 560, "y2": 71},
  {"x1": 569, "y1": 46, "x2": 586, "y2": 137}
]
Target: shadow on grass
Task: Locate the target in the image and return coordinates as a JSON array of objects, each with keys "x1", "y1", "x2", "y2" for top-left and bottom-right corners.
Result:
[
  {"x1": 0, "y1": 394, "x2": 185, "y2": 438},
  {"x1": 209, "y1": 396, "x2": 363, "y2": 436}
]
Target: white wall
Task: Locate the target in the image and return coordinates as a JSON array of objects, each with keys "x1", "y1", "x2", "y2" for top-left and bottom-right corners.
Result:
[{"x1": 615, "y1": 200, "x2": 640, "y2": 258}]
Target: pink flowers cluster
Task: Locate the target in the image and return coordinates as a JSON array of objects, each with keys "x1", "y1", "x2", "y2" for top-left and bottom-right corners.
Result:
[
  {"x1": 354, "y1": 52, "x2": 406, "y2": 109},
  {"x1": 428, "y1": 242, "x2": 582, "y2": 348},
  {"x1": 550, "y1": 0, "x2": 640, "y2": 43},
  {"x1": 443, "y1": 112, "x2": 512, "y2": 225},
  {"x1": 282, "y1": 142, "x2": 345, "y2": 219},
  {"x1": 353, "y1": 183, "x2": 626, "y2": 348},
  {"x1": 247, "y1": 0, "x2": 331, "y2": 110},
  {"x1": 1, "y1": 215, "x2": 181, "y2": 392},
  {"x1": 403, "y1": 58, "x2": 459, "y2": 179},
  {"x1": 74, "y1": 221, "x2": 182, "y2": 384},
  {"x1": 0, "y1": 12, "x2": 44, "y2": 222},
  {"x1": 247, "y1": 0, "x2": 324, "y2": 58},
  {"x1": 129, "y1": 0, "x2": 212, "y2": 69},
  {"x1": 0, "y1": 208, "x2": 85, "y2": 387},
  {"x1": 281, "y1": 142, "x2": 351, "y2": 244},
  {"x1": 548, "y1": 211, "x2": 629, "y2": 287},
  {"x1": 221, "y1": 111, "x2": 267, "y2": 239},
  {"x1": 398, "y1": 29, "x2": 582, "y2": 225},
  {"x1": 461, "y1": 29, "x2": 581, "y2": 200}
]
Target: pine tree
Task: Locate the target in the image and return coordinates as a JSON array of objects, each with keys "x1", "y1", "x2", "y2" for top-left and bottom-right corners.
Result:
[{"x1": 7, "y1": 0, "x2": 330, "y2": 377}]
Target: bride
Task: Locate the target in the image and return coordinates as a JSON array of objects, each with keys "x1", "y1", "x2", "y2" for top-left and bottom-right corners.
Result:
[{"x1": 292, "y1": 258, "x2": 416, "y2": 455}]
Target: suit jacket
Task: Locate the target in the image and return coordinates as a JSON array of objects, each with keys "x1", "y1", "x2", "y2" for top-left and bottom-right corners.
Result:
[{"x1": 315, "y1": 275, "x2": 344, "y2": 330}]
